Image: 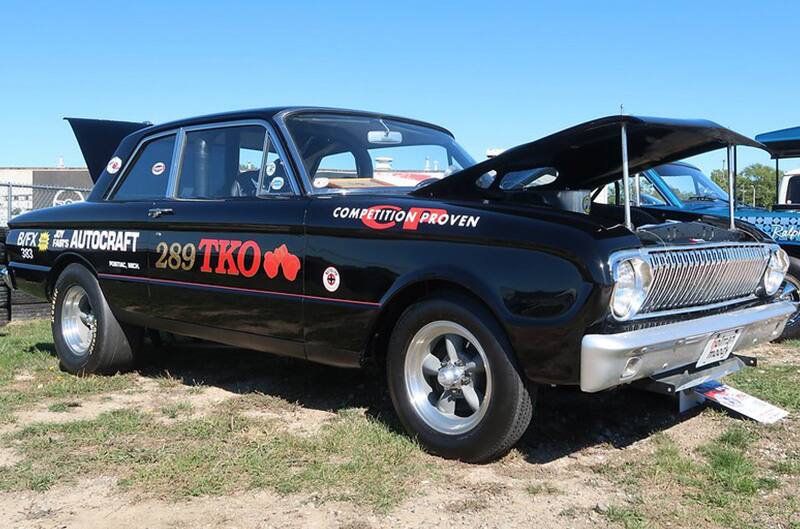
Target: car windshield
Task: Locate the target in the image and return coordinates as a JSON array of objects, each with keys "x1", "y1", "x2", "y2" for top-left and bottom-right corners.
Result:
[
  {"x1": 283, "y1": 112, "x2": 476, "y2": 192},
  {"x1": 652, "y1": 163, "x2": 729, "y2": 204}
]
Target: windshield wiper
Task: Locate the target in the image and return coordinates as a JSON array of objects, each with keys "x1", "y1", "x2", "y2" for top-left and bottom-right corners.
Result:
[{"x1": 685, "y1": 195, "x2": 719, "y2": 202}]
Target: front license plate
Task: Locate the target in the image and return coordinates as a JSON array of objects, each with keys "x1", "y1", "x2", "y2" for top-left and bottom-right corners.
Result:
[{"x1": 696, "y1": 328, "x2": 741, "y2": 368}]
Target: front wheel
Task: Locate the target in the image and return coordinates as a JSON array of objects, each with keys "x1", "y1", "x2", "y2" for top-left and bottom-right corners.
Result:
[
  {"x1": 52, "y1": 263, "x2": 141, "y2": 374},
  {"x1": 778, "y1": 268, "x2": 800, "y2": 340},
  {"x1": 387, "y1": 294, "x2": 534, "y2": 463}
]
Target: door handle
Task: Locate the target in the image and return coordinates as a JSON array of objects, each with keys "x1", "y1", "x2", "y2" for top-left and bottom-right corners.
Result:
[{"x1": 147, "y1": 208, "x2": 174, "y2": 218}]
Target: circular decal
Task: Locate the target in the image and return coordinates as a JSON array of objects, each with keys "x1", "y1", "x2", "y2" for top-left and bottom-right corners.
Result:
[
  {"x1": 313, "y1": 177, "x2": 330, "y2": 188},
  {"x1": 151, "y1": 162, "x2": 166, "y2": 176},
  {"x1": 266, "y1": 162, "x2": 276, "y2": 176},
  {"x1": 270, "y1": 176, "x2": 285, "y2": 191},
  {"x1": 106, "y1": 156, "x2": 122, "y2": 174},
  {"x1": 323, "y1": 266, "x2": 340, "y2": 292}
]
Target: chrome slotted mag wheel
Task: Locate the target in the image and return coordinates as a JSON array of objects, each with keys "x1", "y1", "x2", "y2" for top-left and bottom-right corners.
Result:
[
  {"x1": 404, "y1": 321, "x2": 492, "y2": 434},
  {"x1": 61, "y1": 285, "x2": 95, "y2": 356}
]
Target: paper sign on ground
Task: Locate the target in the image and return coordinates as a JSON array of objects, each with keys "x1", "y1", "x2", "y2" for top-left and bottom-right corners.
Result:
[{"x1": 693, "y1": 380, "x2": 788, "y2": 424}]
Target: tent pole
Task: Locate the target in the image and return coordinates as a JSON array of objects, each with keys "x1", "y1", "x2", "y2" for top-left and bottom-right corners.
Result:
[
  {"x1": 776, "y1": 158, "x2": 780, "y2": 204},
  {"x1": 733, "y1": 146, "x2": 738, "y2": 204}
]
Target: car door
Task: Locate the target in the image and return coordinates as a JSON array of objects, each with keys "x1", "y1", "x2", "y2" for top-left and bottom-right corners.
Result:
[
  {"x1": 91, "y1": 132, "x2": 180, "y2": 323},
  {"x1": 145, "y1": 121, "x2": 307, "y2": 351}
]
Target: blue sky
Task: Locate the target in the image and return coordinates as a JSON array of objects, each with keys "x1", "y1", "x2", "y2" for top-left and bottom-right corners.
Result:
[{"x1": 2, "y1": 0, "x2": 800, "y2": 175}]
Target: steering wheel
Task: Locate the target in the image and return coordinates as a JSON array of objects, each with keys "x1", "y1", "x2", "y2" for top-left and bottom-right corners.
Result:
[{"x1": 415, "y1": 178, "x2": 440, "y2": 188}]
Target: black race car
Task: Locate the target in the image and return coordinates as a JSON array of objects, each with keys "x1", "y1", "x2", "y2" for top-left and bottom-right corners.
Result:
[{"x1": 0, "y1": 108, "x2": 794, "y2": 462}]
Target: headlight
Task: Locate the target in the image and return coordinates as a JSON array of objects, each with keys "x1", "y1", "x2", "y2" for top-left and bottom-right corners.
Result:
[
  {"x1": 763, "y1": 248, "x2": 790, "y2": 296},
  {"x1": 611, "y1": 257, "x2": 653, "y2": 320}
]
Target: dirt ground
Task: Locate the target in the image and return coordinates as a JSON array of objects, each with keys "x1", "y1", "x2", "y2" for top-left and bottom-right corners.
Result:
[{"x1": 1, "y1": 324, "x2": 798, "y2": 529}]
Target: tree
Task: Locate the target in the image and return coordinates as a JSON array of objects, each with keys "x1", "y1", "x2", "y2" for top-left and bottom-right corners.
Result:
[{"x1": 710, "y1": 163, "x2": 781, "y2": 208}]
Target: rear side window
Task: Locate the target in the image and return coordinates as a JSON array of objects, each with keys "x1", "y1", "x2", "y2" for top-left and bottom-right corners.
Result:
[
  {"x1": 177, "y1": 125, "x2": 267, "y2": 199},
  {"x1": 112, "y1": 134, "x2": 176, "y2": 201}
]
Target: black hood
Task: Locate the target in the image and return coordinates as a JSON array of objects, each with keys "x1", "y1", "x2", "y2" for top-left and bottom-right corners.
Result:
[
  {"x1": 65, "y1": 117, "x2": 151, "y2": 183},
  {"x1": 413, "y1": 115, "x2": 764, "y2": 198}
]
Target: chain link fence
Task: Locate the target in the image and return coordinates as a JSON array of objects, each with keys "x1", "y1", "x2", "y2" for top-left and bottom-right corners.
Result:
[
  {"x1": 1, "y1": 182, "x2": 92, "y2": 226},
  {"x1": 0, "y1": 182, "x2": 92, "y2": 321}
]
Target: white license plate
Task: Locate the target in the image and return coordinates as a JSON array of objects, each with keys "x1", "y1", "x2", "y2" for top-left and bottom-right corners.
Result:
[{"x1": 696, "y1": 328, "x2": 741, "y2": 368}]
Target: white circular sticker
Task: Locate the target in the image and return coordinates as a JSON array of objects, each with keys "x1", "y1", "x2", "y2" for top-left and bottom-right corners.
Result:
[
  {"x1": 323, "y1": 266, "x2": 340, "y2": 292},
  {"x1": 151, "y1": 162, "x2": 166, "y2": 176},
  {"x1": 266, "y1": 162, "x2": 276, "y2": 176},
  {"x1": 270, "y1": 176, "x2": 285, "y2": 191},
  {"x1": 106, "y1": 156, "x2": 122, "y2": 174}
]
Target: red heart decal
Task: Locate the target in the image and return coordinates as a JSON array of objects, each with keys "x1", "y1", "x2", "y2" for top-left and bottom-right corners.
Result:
[
  {"x1": 282, "y1": 253, "x2": 301, "y2": 281},
  {"x1": 263, "y1": 251, "x2": 280, "y2": 278}
]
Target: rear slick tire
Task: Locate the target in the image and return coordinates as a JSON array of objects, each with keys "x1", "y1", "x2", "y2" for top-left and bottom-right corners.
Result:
[{"x1": 51, "y1": 263, "x2": 141, "y2": 375}]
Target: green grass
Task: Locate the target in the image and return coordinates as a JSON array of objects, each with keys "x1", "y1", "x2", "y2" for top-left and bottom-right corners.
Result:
[
  {"x1": 160, "y1": 402, "x2": 193, "y2": 419},
  {"x1": 525, "y1": 481, "x2": 560, "y2": 495},
  {"x1": 729, "y1": 364, "x2": 800, "y2": 411},
  {"x1": 0, "y1": 319, "x2": 54, "y2": 388},
  {"x1": 47, "y1": 401, "x2": 81, "y2": 413},
  {"x1": 0, "y1": 405, "x2": 432, "y2": 510},
  {"x1": 604, "y1": 506, "x2": 648, "y2": 529},
  {"x1": 773, "y1": 455, "x2": 800, "y2": 476},
  {"x1": 0, "y1": 320, "x2": 137, "y2": 423},
  {"x1": 601, "y1": 423, "x2": 787, "y2": 529}
]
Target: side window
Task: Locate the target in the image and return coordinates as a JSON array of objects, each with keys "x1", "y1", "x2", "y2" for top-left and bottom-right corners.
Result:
[
  {"x1": 111, "y1": 134, "x2": 176, "y2": 201},
  {"x1": 177, "y1": 125, "x2": 267, "y2": 199}
]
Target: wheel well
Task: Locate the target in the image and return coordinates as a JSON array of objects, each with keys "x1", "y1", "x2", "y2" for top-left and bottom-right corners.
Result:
[
  {"x1": 364, "y1": 279, "x2": 505, "y2": 369},
  {"x1": 46, "y1": 254, "x2": 96, "y2": 300}
]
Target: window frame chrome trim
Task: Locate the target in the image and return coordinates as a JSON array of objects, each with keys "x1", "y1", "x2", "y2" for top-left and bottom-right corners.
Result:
[
  {"x1": 274, "y1": 109, "x2": 313, "y2": 195},
  {"x1": 274, "y1": 108, "x2": 466, "y2": 196},
  {"x1": 104, "y1": 129, "x2": 180, "y2": 201},
  {"x1": 170, "y1": 119, "x2": 300, "y2": 200},
  {"x1": 104, "y1": 119, "x2": 301, "y2": 202}
]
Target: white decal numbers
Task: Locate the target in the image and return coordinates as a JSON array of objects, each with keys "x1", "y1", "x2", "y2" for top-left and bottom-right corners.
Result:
[{"x1": 21, "y1": 248, "x2": 33, "y2": 260}]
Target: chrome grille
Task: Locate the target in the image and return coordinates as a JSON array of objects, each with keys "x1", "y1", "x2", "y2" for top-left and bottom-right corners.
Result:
[{"x1": 640, "y1": 244, "x2": 771, "y2": 315}]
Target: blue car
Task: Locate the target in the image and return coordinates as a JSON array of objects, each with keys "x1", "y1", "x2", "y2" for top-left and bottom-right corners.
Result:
[{"x1": 604, "y1": 161, "x2": 800, "y2": 338}]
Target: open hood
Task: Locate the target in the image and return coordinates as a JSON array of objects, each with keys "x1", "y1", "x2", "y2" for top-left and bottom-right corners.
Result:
[
  {"x1": 413, "y1": 115, "x2": 764, "y2": 198},
  {"x1": 65, "y1": 117, "x2": 151, "y2": 183}
]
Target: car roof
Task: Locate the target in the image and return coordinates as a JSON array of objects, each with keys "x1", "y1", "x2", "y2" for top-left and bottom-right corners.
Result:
[
  {"x1": 657, "y1": 160, "x2": 702, "y2": 171},
  {"x1": 140, "y1": 106, "x2": 455, "y2": 138}
]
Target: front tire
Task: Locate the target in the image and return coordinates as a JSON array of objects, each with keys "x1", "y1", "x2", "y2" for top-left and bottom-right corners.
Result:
[
  {"x1": 778, "y1": 267, "x2": 800, "y2": 341},
  {"x1": 52, "y1": 263, "x2": 141, "y2": 374},
  {"x1": 387, "y1": 294, "x2": 534, "y2": 463}
]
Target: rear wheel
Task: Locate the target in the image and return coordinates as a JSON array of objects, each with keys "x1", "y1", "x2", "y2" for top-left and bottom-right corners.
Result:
[
  {"x1": 52, "y1": 263, "x2": 141, "y2": 374},
  {"x1": 0, "y1": 228, "x2": 9, "y2": 326},
  {"x1": 387, "y1": 294, "x2": 534, "y2": 463}
]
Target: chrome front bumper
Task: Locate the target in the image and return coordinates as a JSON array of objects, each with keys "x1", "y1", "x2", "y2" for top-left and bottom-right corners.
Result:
[
  {"x1": 580, "y1": 301, "x2": 795, "y2": 392},
  {"x1": 0, "y1": 266, "x2": 13, "y2": 290}
]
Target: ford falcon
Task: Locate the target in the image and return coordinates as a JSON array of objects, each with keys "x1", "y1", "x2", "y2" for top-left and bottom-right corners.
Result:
[{"x1": 0, "y1": 108, "x2": 794, "y2": 462}]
